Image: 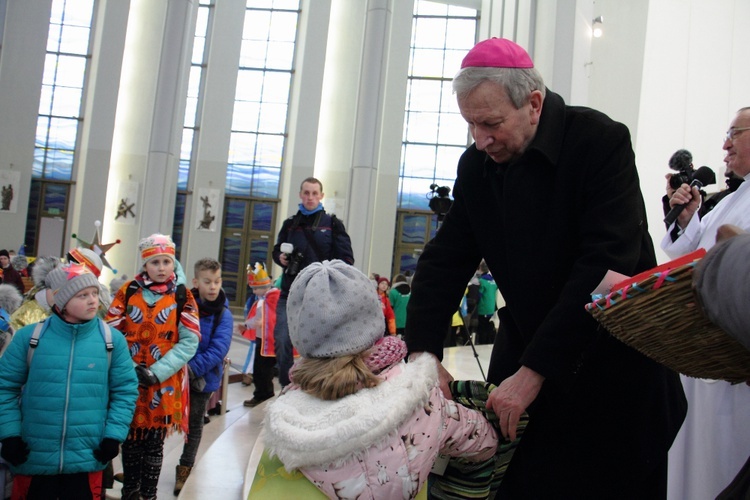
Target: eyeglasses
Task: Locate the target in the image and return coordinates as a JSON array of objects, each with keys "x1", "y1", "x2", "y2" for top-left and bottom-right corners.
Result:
[{"x1": 725, "y1": 127, "x2": 750, "y2": 142}]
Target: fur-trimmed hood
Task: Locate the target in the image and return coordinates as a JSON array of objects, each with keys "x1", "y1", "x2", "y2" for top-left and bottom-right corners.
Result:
[
  {"x1": 263, "y1": 354, "x2": 438, "y2": 470},
  {"x1": 0, "y1": 284, "x2": 23, "y2": 315},
  {"x1": 32, "y1": 256, "x2": 62, "y2": 288}
]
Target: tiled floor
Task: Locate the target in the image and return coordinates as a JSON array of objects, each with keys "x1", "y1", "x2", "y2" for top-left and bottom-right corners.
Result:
[{"x1": 106, "y1": 330, "x2": 493, "y2": 500}]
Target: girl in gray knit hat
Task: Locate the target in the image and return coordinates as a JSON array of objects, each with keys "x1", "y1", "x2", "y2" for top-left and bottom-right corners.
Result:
[{"x1": 263, "y1": 259, "x2": 498, "y2": 499}]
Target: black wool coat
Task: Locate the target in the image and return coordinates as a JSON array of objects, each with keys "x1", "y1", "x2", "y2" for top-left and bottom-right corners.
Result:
[{"x1": 406, "y1": 90, "x2": 687, "y2": 497}]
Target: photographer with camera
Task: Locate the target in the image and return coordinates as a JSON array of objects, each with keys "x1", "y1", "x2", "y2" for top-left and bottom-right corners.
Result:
[{"x1": 271, "y1": 177, "x2": 354, "y2": 387}]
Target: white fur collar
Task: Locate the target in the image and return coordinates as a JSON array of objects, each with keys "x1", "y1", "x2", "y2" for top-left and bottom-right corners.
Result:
[{"x1": 263, "y1": 354, "x2": 438, "y2": 470}]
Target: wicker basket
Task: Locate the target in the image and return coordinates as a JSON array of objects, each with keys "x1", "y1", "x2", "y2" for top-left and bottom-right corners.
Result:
[{"x1": 586, "y1": 261, "x2": 750, "y2": 384}]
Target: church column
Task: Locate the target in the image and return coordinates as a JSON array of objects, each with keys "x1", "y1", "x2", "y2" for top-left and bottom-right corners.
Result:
[{"x1": 103, "y1": 0, "x2": 198, "y2": 279}]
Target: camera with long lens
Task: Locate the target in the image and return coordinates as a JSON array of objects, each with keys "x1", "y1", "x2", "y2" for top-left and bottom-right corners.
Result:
[
  {"x1": 428, "y1": 183, "x2": 453, "y2": 221},
  {"x1": 280, "y1": 242, "x2": 305, "y2": 277}
]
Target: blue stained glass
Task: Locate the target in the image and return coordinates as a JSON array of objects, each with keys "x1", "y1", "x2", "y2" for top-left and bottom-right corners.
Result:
[
  {"x1": 251, "y1": 202, "x2": 273, "y2": 231},
  {"x1": 43, "y1": 183, "x2": 67, "y2": 212},
  {"x1": 172, "y1": 194, "x2": 186, "y2": 258},
  {"x1": 222, "y1": 236, "x2": 242, "y2": 273},
  {"x1": 177, "y1": 160, "x2": 190, "y2": 191},
  {"x1": 45, "y1": 149, "x2": 74, "y2": 181},
  {"x1": 25, "y1": 181, "x2": 42, "y2": 251},
  {"x1": 251, "y1": 166, "x2": 280, "y2": 198},
  {"x1": 33, "y1": 148, "x2": 46, "y2": 178},
  {"x1": 399, "y1": 253, "x2": 418, "y2": 275},
  {"x1": 399, "y1": 177, "x2": 433, "y2": 210},
  {"x1": 223, "y1": 279, "x2": 237, "y2": 302},
  {"x1": 226, "y1": 163, "x2": 252, "y2": 195},
  {"x1": 255, "y1": 134, "x2": 283, "y2": 167},
  {"x1": 223, "y1": 200, "x2": 247, "y2": 229},
  {"x1": 429, "y1": 216, "x2": 439, "y2": 239},
  {"x1": 401, "y1": 215, "x2": 427, "y2": 245},
  {"x1": 47, "y1": 117, "x2": 77, "y2": 151},
  {"x1": 249, "y1": 239, "x2": 269, "y2": 268}
]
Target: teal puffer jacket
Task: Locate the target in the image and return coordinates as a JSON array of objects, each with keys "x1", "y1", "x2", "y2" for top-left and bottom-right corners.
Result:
[{"x1": 0, "y1": 313, "x2": 138, "y2": 475}]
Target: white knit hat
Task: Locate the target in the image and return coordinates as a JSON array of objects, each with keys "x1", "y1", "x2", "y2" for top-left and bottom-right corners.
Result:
[
  {"x1": 138, "y1": 233, "x2": 175, "y2": 268},
  {"x1": 287, "y1": 260, "x2": 384, "y2": 358}
]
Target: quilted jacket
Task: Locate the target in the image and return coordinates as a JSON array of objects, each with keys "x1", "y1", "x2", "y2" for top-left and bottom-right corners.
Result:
[{"x1": 0, "y1": 313, "x2": 138, "y2": 475}]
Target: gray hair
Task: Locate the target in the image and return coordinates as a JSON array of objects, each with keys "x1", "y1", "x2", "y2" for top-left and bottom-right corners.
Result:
[{"x1": 453, "y1": 67, "x2": 546, "y2": 109}]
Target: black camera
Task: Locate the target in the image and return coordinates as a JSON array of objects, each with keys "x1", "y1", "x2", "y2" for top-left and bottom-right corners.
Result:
[
  {"x1": 428, "y1": 183, "x2": 453, "y2": 221},
  {"x1": 668, "y1": 149, "x2": 695, "y2": 190},
  {"x1": 669, "y1": 170, "x2": 695, "y2": 190},
  {"x1": 280, "y1": 243, "x2": 305, "y2": 277}
]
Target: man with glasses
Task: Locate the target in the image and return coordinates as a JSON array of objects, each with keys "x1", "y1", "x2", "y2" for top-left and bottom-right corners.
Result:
[
  {"x1": 661, "y1": 107, "x2": 750, "y2": 500},
  {"x1": 663, "y1": 108, "x2": 750, "y2": 253}
]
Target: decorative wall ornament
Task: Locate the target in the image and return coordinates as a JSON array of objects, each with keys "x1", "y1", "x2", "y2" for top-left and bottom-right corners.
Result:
[
  {"x1": 196, "y1": 187, "x2": 219, "y2": 232},
  {"x1": 0, "y1": 170, "x2": 20, "y2": 213},
  {"x1": 115, "y1": 180, "x2": 139, "y2": 225}
]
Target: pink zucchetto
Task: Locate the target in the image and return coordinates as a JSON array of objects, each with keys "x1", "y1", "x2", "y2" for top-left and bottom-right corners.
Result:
[{"x1": 460, "y1": 37, "x2": 534, "y2": 69}]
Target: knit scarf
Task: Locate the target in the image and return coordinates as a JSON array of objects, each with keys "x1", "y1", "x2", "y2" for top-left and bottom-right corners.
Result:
[
  {"x1": 135, "y1": 270, "x2": 176, "y2": 294},
  {"x1": 363, "y1": 335, "x2": 407, "y2": 374},
  {"x1": 192, "y1": 288, "x2": 226, "y2": 318}
]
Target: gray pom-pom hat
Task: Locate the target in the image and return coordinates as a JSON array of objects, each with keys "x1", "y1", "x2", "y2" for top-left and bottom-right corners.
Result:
[{"x1": 287, "y1": 260, "x2": 384, "y2": 358}]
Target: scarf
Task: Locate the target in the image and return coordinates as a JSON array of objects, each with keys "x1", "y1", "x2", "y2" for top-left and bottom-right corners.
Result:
[
  {"x1": 298, "y1": 203, "x2": 324, "y2": 216},
  {"x1": 135, "y1": 270, "x2": 176, "y2": 294}
]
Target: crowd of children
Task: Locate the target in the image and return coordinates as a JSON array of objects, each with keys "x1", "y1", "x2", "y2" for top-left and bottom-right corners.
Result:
[
  {"x1": 0, "y1": 233, "x2": 502, "y2": 499},
  {"x1": 0, "y1": 234, "x2": 236, "y2": 499}
]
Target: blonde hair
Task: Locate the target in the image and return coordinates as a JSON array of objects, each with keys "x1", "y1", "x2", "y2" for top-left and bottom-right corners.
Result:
[{"x1": 293, "y1": 354, "x2": 381, "y2": 400}]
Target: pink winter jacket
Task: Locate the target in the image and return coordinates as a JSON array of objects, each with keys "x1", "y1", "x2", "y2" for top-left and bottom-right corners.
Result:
[{"x1": 263, "y1": 354, "x2": 498, "y2": 499}]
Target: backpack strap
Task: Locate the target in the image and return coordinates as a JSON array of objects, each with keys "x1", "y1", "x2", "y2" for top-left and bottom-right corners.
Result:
[
  {"x1": 27, "y1": 319, "x2": 49, "y2": 366},
  {"x1": 123, "y1": 280, "x2": 140, "y2": 310},
  {"x1": 175, "y1": 284, "x2": 187, "y2": 318},
  {"x1": 124, "y1": 280, "x2": 186, "y2": 317},
  {"x1": 28, "y1": 318, "x2": 113, "y2": 368},
  {"x1": 98, "y1": 318, "x2": 114, "y2": 366}
]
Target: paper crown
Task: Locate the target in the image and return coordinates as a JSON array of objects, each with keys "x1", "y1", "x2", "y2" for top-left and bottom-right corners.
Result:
[
  {"x1": 68, "y1": 247, "x2": 102, "y2": 277},
  {"x1": 247, "y1": 262, "x2": 271, "y2": 288},
  {"x1": 71, "y1": 220, "x2": 121, "y2": 274}
]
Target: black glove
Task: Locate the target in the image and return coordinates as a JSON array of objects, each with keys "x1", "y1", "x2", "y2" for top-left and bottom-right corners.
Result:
[
  {"x1": 1, "y1": 436, "x2": 30, "y2": 466},
  {"x1": 93, "y1": 437, "x2": 120, "y2": 464},
  {"x1": 135, "y1": 365, "x2": 160, "y2": 387}
]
